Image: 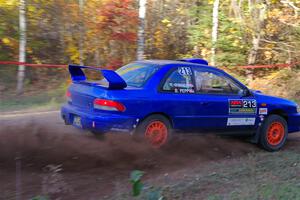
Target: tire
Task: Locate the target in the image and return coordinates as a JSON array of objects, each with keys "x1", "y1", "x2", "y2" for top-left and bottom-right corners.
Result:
[
  {"x1": 259, "y1": 114, "x2": 288, "y2": 152},
  {"x1": 135, "y1": 114, "x2": 172, "y2": 148}
]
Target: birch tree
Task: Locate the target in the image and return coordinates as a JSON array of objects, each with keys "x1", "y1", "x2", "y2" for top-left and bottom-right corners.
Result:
[
  {"x1": 211, "y1": 0, "x2": 219, "y2": 66},
  {"x1": 246, "y1": 0, "x2": 267, "y2": 81},
  {"x1": 137, "y1": 0, "x2": 147, "y2": 60},
  {"x1": 16, "y1": 0, "x2": 26, "y2": 95}
]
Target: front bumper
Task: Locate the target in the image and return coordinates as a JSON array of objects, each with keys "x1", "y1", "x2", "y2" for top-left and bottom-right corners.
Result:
[
  {"x1": 61, "y1": 104, "x2": 138, "y2": 133},
  {"x1": 288, "y1": 113, "x2": 300, "y2": 133}
]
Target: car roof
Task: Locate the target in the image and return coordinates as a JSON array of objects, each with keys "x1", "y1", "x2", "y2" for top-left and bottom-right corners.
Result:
[{"x1": 132, "y1": 59, "x2": 220, "y2": 71}]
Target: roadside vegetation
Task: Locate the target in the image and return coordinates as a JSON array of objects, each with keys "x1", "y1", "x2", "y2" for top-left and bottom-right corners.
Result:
[
  {"x1": 0, "y1": 86, "x2": 66, "y2": 112},
  {"x1": 249, "y1": 68, "x2": 300, "y2": 104},
  {"x1": 109, "y1": 149, "x2": 300, "y2": 200}
]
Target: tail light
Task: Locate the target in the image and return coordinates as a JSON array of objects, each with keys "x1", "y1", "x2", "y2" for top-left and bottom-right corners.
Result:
[
  {"x1": 93, "y1": 98, "x2": 126, "y2": 112},
  {"x1": 66, "y1": 90, "x2": 72, "y2": 102}
]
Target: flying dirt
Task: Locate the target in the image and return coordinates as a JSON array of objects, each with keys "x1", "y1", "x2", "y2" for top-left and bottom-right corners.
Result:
[{"x1": 0, "y1": 111, "x2": 299, "y2": 199}]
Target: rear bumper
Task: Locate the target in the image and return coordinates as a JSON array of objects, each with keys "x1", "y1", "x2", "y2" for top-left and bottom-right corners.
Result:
[
  {"x1": 288, "y1": 113, "x2": 300, "y2": 133},
  {"x1": 61, "y1": 104, "x2": 138, "y2": 133}
]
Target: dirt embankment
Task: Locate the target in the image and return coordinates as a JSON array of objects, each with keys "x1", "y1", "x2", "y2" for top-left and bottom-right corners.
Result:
[{"x1": 0, "y1": 112, "x2": 299, "y2": 199}]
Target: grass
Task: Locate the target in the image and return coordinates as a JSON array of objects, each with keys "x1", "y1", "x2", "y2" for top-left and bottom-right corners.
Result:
[
  {"x1": 171, "y1": 150, "x2": 300, "y2": 200},
  {"x1": 0, "y1": 84, "x2": 67, "y2": 112},
  {"x1": 107, "y1": 149, "x2": 300, "y2": 200}
]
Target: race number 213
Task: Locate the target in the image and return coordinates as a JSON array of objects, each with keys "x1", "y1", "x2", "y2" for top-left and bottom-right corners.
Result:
[{"x1": 243, "y1": 100, "x2": 257, "y2": 108}]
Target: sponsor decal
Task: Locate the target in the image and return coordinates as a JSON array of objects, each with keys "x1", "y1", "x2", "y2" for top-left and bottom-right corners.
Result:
[
  {"x1": 229, "y1": 99, "x2": 257, "y2": 114},
  {"x1": 259, "y1": 108, "x2": 268, "y2": 115},
  {"x1": 227, "y1": 118, "x2": 256, "y2": 126},
  {"x1": 169, "y1": 82, "x2": 194, "y2": 88},
  {"x1": 229, "y1": 100, "x2": 243, "y2": 107},
  {"x1": 178, "y1": 67, "x2": 192, "y2": 76},
  {"x1": 174, "y1": 88, "x2": 195, "y2": 93},
  {"x1": 178, "y1": 88, "x2": 195, "y2": 93}
]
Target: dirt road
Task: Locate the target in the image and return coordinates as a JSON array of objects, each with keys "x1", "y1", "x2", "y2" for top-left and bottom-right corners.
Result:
[{"x1": 0, "y1": 112, "x2": 299, "y2": 199}]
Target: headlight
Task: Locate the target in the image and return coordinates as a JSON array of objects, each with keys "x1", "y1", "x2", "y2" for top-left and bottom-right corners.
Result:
[{"x1": 297, "y1": 104, "x2": 300, "y2": 113}]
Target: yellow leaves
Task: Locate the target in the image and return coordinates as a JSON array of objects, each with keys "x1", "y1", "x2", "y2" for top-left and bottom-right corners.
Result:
[
  {"x1": 0, "y1": 0, "x2": 17, "y2": 7},
  {"x1": 201, "y1": 48, "x2": 210, "y2": 58},
  {"x1": 265, "y1": 23, "x2": 279, "y2": 36},
  {"x1": 28, "y1": 5, "x2": 36, "y2": 13},
  {"x1": 208, "y1": 0, "x2": 214, "y2": 5},
  {"x1": 2, "y1": 37, "x2": 10, "y2": 45},
  {"x1": 161, "y1": 18, "x2": 170, "y2": 24},
  {"x1": 269, "y1": 0, "x2": 281, "y2": 4},
  {"x1": 268, "y1": 8, "x2": 282, "y2": 19},
  {"x1": 97, "y1": 15, "x2": 107, "y2": 23},
  {"x1": 232, "y1": 39, "x2": 240, "y2": 47},
  {"x1": 66, "y1": 45, "x2": 80, "y2": 64},
  {"x1": 204, "y1": 29, "x2": 210, "y2": 37},
  {"x1": 161, "y1": 18, "x2": 172, "y2": 27},
  {"x1": 1, "y1": 37, "x2": 17, "y2": 49},
  {"x1": 264, "y1": 51, "x2": 273, "y2": 60},
  {"x1": 228, "y1": 28, "x2": 237, "y2": 34},
  {"x1": 176, "y1": 8, "x2": 185, "y2": 15}
]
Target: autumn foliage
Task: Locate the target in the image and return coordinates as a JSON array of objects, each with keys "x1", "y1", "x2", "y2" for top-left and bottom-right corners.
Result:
[{"x1": 0, "y1": 0, "x2": 300, "y2": 94}]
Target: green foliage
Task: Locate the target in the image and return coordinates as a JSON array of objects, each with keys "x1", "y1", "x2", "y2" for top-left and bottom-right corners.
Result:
[
  {"x1": 129, "y1": 170, "x2": 164, "y2": 200},
  {"x1": 30, "y1": 196, "x2": 48, "y2": 200},
  {"x1": 130, "y1": 170, "x2": 144, "y2": 196},
  {"x1": 188, "y1": 1, "x2": 249, "y2": 67}
]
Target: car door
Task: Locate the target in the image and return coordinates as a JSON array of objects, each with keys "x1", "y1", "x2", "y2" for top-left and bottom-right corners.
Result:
[
  {"x1": 192, "y1": 67, "x2": 258, "y2": 132},
  {"x1": 157, "y1": 65, "x2": 210, "y2": 131}
]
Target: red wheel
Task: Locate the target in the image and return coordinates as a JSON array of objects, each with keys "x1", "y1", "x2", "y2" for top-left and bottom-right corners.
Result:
[
  {"x1": 266, "y1": 122, "x2": 285, "y2": 146},
  {"x1": 145, "y1": 121, "x2": 168, "y2": 148},
  {"x1": 135, "y1": 114, "x2": 171, "y2": 148},
  {"x1": 259, "y1": 114, "x2": 288, "y2": 151}
]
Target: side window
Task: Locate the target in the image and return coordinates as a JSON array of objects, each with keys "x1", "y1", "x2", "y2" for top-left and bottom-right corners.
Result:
[
  {"x1": 194, "y1": 69, "x2": 242, "y2": 94},
  {"x1": 162, "y1": 67, "x2": 195, "y2": 94}
]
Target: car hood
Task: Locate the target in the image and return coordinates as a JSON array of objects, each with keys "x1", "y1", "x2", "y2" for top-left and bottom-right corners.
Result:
[{"x1": 251, "y1": 90, "x2": 297, "y2": 109}]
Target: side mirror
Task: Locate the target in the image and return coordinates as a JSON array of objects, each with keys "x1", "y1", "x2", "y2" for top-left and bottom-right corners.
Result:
[{"x1": 242, "y1": 89, "x2": 251, "y2": 97}]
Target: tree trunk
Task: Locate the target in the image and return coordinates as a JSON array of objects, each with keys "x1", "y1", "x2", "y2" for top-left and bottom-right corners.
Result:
[
  {"x1": 230, "y1": 0, "x2": 242, "y2": 19},
  {"x1": 78, "y1": 0, "x2": 84, "y2": 65},
  {"x1": 137, "y1": 0, "x2": 147, "y2": 60},
  {"x1": 248, "y1": 35, "x2": 260, "y2": 65},
  {"x1": 246, "y1": 34, "x2": 260, "y2": 81},
  {"x1": 94, "y1": 48, "x2": 101, "y2": 67},
  {"x1": 246, "y1": 0, "x2": 266, "y2": 82},
  {"x1": 211, "y1": 0, "x2": 219, "y2": 66},
  {"x1": 16, "y1": 0, "x2": 27, "y2": 95}
]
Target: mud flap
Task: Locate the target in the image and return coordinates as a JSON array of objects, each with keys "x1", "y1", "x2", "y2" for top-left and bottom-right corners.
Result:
[
  {"x1": 250, "y1": 125, "x2": 261, "y2": 144},
  {"x1": 62, "y1": 114, "x2": 71, "y2": 125}
]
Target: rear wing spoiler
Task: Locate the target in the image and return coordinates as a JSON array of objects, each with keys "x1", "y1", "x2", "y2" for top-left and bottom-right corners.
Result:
[{"x1": 68, "y1": 64, "x2": 127, "y2": 89}]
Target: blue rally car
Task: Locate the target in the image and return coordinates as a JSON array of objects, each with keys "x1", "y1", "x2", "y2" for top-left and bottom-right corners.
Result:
[{"x1": 61, "y1": 58, "x2": 300, "y2": 151}]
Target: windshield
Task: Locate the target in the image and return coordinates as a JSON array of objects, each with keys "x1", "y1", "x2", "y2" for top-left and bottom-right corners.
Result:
[{"x1": 116, "y1": 63, "x2": 159, "y2": 87}]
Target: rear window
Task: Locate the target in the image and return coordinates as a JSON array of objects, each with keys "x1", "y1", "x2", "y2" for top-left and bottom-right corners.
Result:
[{"x1": 116, "y1": 63, "x2": 159, "y2": 87}]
